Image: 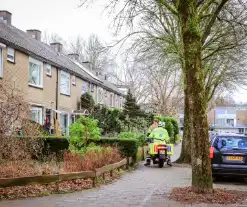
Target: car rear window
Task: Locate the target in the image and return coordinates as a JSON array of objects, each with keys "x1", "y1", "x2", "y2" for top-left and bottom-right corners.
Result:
[{"x1": 216, "y1": 136, "x2": 247, "y2": 150}]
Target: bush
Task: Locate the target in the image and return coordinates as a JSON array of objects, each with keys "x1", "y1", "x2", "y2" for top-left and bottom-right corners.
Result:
[
  {"x1": 175, "y1": 134, "x2": 182, "y2": 144},
  {"x1": 0, "y1": 160, "x2": 61, "y2": 178},
  {"x1": 0, "y1": 136, "x2": 44, "y2": 161},
  {"x1": 69, "y1": 117, "x2": 100, "y2": 154},
  {"x1": 119, "y1": 132, "x2": 146, "y2": 147},
  {"x1": 92, "y1": 106, "x2": 123, "y2": 135},
  {"x1": 165, "y1": 120, "x2": 174, "y2": 143},
  {"x1": 154, "y1": 116, "x2": 179, "y2": 137},
  {"x1": 41, "y1": 137, "x2": 69, "y2": 161},
  {"x1": 91, "y1": 102, "x2": 153, "y2": 136},
  {"x1": 87, "y1": 138, "x2": 138, "y2": 161},
  {"x1": 170, "y1": 118, "x2": 179, "y2": 136},
  {"x1": 1, "y1": 135, "x2": 139, "y2": 163},
  {"x1": 64, "y1": 146, "x2": 123, "y2": 172},
  {"x1": 80, "y1": 92, "x2": 95, "y2": 110}
]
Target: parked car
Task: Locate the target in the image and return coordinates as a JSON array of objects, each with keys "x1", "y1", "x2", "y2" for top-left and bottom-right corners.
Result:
[{"x1": 210, "y1": 133, "x2": 247, "y2": 179}]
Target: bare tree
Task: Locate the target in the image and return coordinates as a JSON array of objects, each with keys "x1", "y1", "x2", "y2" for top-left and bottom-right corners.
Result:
[
  {"x1": 42, "y1": 31, "x2": 64, "y2": 44},
  {"x1": 0, "y1": 80, "x2": 29, "y2": 137},
  {"x1": 42, "y1": 31, "x2": 69, "y2": 54},
  {"x1": 70, "y1": 34, "x2": 114, "y2": 72}
]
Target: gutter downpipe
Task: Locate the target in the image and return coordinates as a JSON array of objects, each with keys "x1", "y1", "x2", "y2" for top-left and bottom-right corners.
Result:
[{"x1": 56, "y1": 67, "x2": 59, "y2": 119}]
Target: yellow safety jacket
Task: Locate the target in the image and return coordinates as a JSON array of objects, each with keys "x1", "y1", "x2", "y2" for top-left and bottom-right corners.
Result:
[
  {"x1": 148, "y1": 127, "x2": 172, "y2": 155},
  {"x1": 148, "y1": 127, "x2": 169, "y2": 142}
]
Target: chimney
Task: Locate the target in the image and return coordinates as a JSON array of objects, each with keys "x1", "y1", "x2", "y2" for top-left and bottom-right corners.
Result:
[
  {"x1": 0, "y1": 10, "x2": 12, "y2": 25},
  {"x1": 68, "y1": 53, "x2": 79, "y2": 61},
  {"x1": 82, "y1": 61, "x2": 92, "y2": 70},
  {"x1": 26, "y1": 29, "x2": 41, "y2": 41},
  {"x1": 50, "y1": 42, "x2": 63, "y2": 53}
]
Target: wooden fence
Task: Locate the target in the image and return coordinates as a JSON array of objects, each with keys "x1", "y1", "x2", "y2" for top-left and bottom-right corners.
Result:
[{"x1": 0, "y1": 157, "x2": 132, "y2": 188}]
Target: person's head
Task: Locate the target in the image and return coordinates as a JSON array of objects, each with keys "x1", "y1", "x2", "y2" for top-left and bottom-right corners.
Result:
[
  {"x1": 154, "y1": 119, "x2": 158, "y2": 124},
  {"x1": 158, "y1": 122, "x2": 165, "y2": 128}
]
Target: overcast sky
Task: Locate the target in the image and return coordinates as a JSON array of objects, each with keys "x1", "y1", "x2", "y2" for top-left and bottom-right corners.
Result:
[
  {"x1": 2, "y1": 0, "x2": 247, "y2": 103},
  {"x1": 2, "y1": 0, "x2": 113, "y2": 41}
]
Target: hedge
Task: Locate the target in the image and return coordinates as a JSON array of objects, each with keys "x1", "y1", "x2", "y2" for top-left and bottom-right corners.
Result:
[
  {"x1": 87, "y1": 138, "x2": 139, "y2": 161},
  {"x1": 3, "y1": 137, "x2": 138, "y2": 162},
  {"x1": 153, "y1": 116, "x2": 179, "y2": 137}
]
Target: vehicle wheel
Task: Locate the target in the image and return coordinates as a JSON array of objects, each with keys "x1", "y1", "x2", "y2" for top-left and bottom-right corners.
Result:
[
  {"x1": 158, "y1": 159, "x2": 164, "y2": 168},
  {"x1": 167, "y1": 159, "x2": 172, "y2": 167}
]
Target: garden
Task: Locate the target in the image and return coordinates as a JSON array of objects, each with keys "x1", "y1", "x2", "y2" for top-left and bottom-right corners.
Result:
[{"x1": 0, "y1": 89, "x2": 181, "y2": 200}]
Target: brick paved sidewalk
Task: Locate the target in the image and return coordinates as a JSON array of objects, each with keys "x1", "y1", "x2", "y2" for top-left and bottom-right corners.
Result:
[{"x1": 0, "y1": 144, "x2": 246, "y2": 207}]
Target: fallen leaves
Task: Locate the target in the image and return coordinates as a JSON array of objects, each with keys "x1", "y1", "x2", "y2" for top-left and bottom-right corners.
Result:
[
  {"x1": 169, "y1": 186, "x2": 247, "y2": 205},
  {"x1": 0, "y1": 169, "x2": 125, "y2": 200},
  {"x1": 0, "y1": 179, "x2": 92, "y2": 200}
]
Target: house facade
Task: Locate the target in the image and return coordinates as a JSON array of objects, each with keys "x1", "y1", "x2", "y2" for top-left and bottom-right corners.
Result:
[
  {"x1": 0, "y1": 10, "x2": 125, "y2": 135},
  {"x1": 179, "y1": 105, "x2": 247, "y2": 134},
  {"x1": 208, "y1": 105, "x2": 247, "y2": 134}
]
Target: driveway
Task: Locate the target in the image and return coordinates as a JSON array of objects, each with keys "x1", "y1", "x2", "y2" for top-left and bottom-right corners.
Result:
[{"x1": 0, "y1": 144, "x2": 246, "y2": 207}]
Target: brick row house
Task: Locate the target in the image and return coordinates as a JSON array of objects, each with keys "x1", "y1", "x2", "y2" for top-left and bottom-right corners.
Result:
[{"x1": 0, "y1": 11, "x2": 125, "y2": 135}]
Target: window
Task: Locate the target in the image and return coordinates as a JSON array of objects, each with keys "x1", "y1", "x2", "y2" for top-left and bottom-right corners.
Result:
[
  {"x1": 110, "y1": 94, "x2": 114, "y2": 107},
  {"x1": 120, "y1": 97, "x2": 123, "y2": 108},
  {"x1": 239, "y1": 128, "x2": 244, "y2": 134},
  {"x1": 7, "y1": 47, "x2": 15, "y2": 63},
  {"x1": 216, "y1": 136, "x2": 247, "y2": 150},
  {"x1": 46, "y1": 63, "x2": 52, "y2": 76},
  {"x1": 115, "y1": 95, "x2": 118, "y2": 107},
  {"x1": 60, "y1": 71, "x2": 70, "y2": 95},
  {"x1": 0, "y1": 48, "x2": 2, "y2": 77},
  {"x1": 60, "y1": 113, "x2": 68, "y2": 136},
  {"x1": 90, "y1": 83, "x2": 94, "y2": 92},
  {"x1": 30, "y1": 107, "x2": 43, "y2": 125},
  {"x1": 82, "y1": 82, "x2": 88, "y2": 94},
  {"x1": 226, "y1": 119, "x2": 234, "y2": 127},
  {"x1": 72, "y1": 75, "x2": 76, "y2": 86},
  {"x1": 97, "y1": 88, "x2": 104, "y2": 104},
  {"x1": 29, "y1": 57, "x2": 43, "y2": 87}
]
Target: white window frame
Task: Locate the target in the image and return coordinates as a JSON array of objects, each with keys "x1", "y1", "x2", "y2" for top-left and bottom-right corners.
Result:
[
  {"x1": 46, "y1": 63, "x2": 52, "y2": 76},
  {"x1": 97, "y1": 88, "x2": 104, "y2": 104},
  {"x1": 60, "y1": 70, "x2": 70, "y2": 96},
  {"x1": 72, "y1": 75, "x2": 76, "y2": 86},
  {"x1": 0, "y1": 48, "x2": 3, "y2": 78},
  {"x1": 90, "y1": 83, "x2": 94, "y2": 92},
  {"x1": 115, "y1": 95, "x2": 118, "y2": 107},
  {"x1": 30, "y1": 107, "x2": 43, "y2": 125},
  {"x1": 7, "y1": 47, "x2": 15, "y2": 63},
  {"x1": 28, "y1": 57, "x2": 43, "y2": 88},
  {"x1": 120, "y1": 97, "x2": 123, "y2": 109},
  {"x1": 60, "y1": 113, "x2": 70, "y2": 136}
]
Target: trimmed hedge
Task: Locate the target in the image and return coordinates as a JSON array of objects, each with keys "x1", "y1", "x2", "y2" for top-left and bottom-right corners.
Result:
[{"x1": 87, "y1": 138, "x2": 139, "y2": 161}]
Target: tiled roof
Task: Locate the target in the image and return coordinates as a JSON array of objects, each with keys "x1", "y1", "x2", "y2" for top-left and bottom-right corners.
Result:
[{"x1": 0, "y1": 22, "x2": 123, "y2": 95}]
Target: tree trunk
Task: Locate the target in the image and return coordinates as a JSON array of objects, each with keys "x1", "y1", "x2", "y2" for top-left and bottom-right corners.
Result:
[
  {"x1": 176, "y1": 85, "x2": 192, "y2": 164},
  {"x1": 178, "y1": 0, "x2": 213, "y2": 193}
]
